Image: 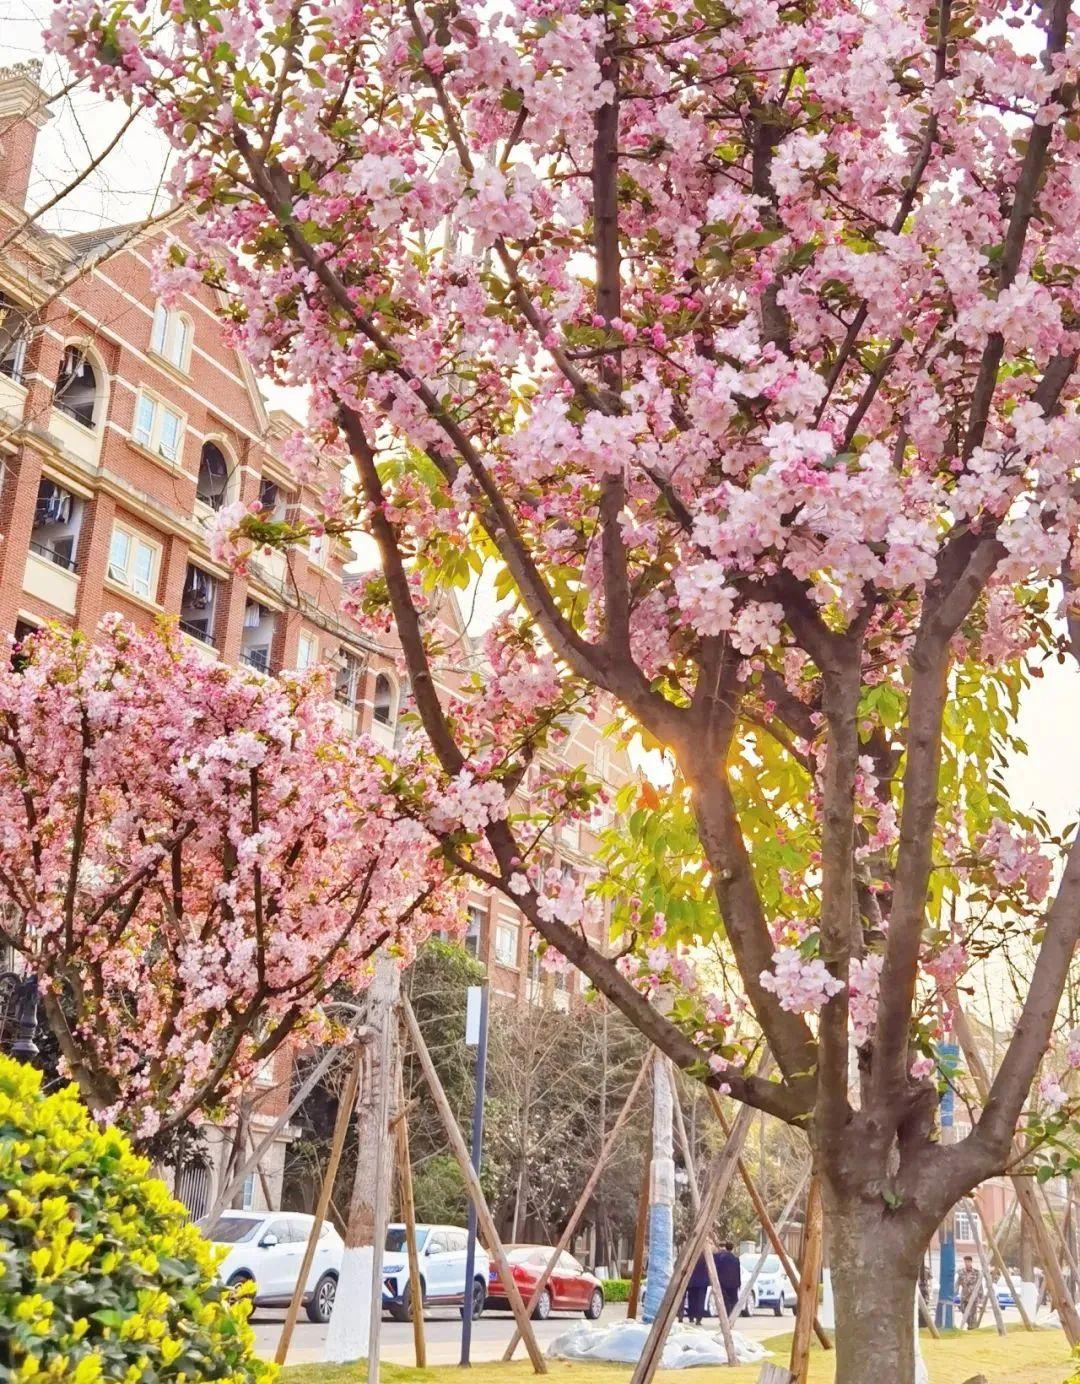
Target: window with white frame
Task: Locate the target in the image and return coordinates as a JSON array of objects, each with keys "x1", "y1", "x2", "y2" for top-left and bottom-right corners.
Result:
[
  {"x1": 150, "y1": 301, "x2": 193, "y2": 371},
  {"x1": 494, "y1": 916, "x2": 520, "y2": 967},
  {"x1": 107, "y1": 524, "x2": 160, "y2": 601},
  {"x1": 954, "y1": 1210, "x2": 976, "y2": 1242},
  {"x1": 296, "y1": 630, "x2": 318, "y2": 671},
  {"x1": 132, "y1": 391, "x2": 184, "y2": 463},
  {"x1": 335, "y1": 650, "x2": 364, "y2": 708}
]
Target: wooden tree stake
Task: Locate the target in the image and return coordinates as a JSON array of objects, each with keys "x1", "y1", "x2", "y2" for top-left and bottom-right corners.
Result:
[
  {"x1": 707, "y1": 1092, "x2": 831, "y2": 1349},
  {"x1": 734, "y1": 1169, "x2": 809, "y2": 1318},
  {"x1": 628, "y1": 1094, "x2": 759, "y2": 1384},
  {"x1": 788, "y1": 1175, "x2": 823, "y2": 1384},
  {"x1": 394, "y1": 1054, "x2": 426, "y2": 1367},
  {"x1": 668, "y1": 1064, "x2": 738, "y2": 1366},
  {"x1": 503, "y1": 1052, "x2": 650, "y2": 1359},
  {"x1": 275, "y1": 1044, "x2": 362, "y2": 1366},
  {"x1": 401, "y1": 996, "x2": 548, "y2": 1373},
  {"x1": 962, "y1": 1197, "x2": 1005, "y2": 1336},
  {"x1": 970, "y1": 1193, "x2": 1032, "y2": 1330},
  {"x1": 953, "y1": 1004, "x2": 1080, "y2": 1344}
]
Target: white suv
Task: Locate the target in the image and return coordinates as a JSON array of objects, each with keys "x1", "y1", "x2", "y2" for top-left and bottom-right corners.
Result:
[
  {"x1": 382, "y1": 1223, "x2": 490, "y2": 1321},
  {"x1": 199, "y1": 1210, "x2": 344, "y2": 1323},
  {"x1": 739, "y1": 1252, "x2": 796, "y2": 1316}
]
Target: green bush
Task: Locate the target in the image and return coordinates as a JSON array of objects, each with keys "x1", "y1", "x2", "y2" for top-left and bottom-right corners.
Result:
[
  {"x1": 0, "y1": 1055, "x2": 274, "y2": 1384},
  {"x1": 601, "y1": 1277, "x2": 631, "y2": 1302}
]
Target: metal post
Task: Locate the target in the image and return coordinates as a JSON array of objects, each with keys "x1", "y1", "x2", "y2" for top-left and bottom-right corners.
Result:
[
  {"x1": 460, "y1": 984, "x2": 489, "y2": 1367},
  {"x1": 10, "y1": 974, "x2": 39, "y2": 1060}
]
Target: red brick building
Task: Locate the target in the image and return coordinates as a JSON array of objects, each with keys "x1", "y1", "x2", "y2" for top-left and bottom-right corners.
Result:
[{"x1": 0, "y1": 59, "x2": 636, "y2": 1210}]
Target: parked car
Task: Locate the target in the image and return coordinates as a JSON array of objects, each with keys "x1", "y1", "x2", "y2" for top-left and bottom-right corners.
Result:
[
  {"x1": 199, "y1": 1210, "x2": 343, "y2": 1323},
  {"x1": 738, "y1": 1252, "x2": 797, "y2": 1316},
  {"x1": 486, "y1": 1245, "x2": 604, "y2": 1321},
  {"x1": 382, "y1": 1223, "x2": 489, "y2": 1321}
]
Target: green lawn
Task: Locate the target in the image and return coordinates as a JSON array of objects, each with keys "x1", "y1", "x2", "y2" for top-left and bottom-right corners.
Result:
[{"x1": 281, "y1": 1327, "x2": 1075, "y2": 1384}]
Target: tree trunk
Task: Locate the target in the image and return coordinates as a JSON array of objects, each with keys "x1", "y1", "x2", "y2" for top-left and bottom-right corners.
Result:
[
  {"x1": 325, "y1": 954, "x2": 399, "y2": 1364},
  {"x1": 827, "y1": 1196, "x2": 927, "y2": 1384}
]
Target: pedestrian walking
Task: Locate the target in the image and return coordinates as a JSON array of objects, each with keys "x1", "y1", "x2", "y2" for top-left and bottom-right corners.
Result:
[
  {"x1": 685, "y1": 1253, "x2": 710, "y2": 1325},
  {"x1": 713, "y1": 1242, "x2": 742, "y2": 1319},
  {"x1": 957, "y1": 1255, "x2": 983, "y2": 1326}
]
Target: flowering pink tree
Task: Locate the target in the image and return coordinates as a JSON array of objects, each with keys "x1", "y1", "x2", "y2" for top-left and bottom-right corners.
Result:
[
  {"x1": 49, "y1": 0, "x2": 1080, "y2": 1370},
  {"x1": 0, "y1": 620, "x2": 455, "y2": 1137}
]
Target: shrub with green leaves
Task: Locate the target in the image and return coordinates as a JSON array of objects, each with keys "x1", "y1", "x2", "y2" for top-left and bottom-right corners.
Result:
[{"x1": 0, "y1": 1055, "x2": 274, "y2": 1383}]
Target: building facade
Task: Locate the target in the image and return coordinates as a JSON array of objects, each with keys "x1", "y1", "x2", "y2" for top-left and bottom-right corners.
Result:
[{"x1": 0, "y1": 60, "x2": 636, "y2": 1211}]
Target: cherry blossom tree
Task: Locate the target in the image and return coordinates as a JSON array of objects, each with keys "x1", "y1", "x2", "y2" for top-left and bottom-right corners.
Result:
[
  {"x1": 0, "y1": 619, "x2": 455, "y2": 1138},
  {"x1": 47, "y1": 0, "x2": 1080, "y2": 1372}
]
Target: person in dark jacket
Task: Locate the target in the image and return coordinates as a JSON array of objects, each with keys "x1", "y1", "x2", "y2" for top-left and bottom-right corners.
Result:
[
  {"x1": 685, "y1": 1252, "x2": 711, "y2": 1324},
  {"x1": 714, "y1": 1242, "x2": 742, "y2": 1318}
]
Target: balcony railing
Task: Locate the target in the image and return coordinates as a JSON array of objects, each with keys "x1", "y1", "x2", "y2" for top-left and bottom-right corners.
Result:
[
  {"x1": 179, "y1": 618, "x2": 215, "y2": 646},
  {"x1": 28, "y1": 539, "x2": 77, "y2": 573},
  {"x1": 240, "y1": 647, "x2": 270, "y2": 672}
]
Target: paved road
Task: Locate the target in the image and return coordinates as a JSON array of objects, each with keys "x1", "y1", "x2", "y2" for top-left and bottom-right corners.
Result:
[{"x1": 252, "y1": 1301, "x2": 792, "y2": 1366}]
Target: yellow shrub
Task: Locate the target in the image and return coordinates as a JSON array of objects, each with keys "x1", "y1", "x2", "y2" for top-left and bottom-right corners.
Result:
[{"x1": 0, "y1": 1055, "x2": 275, "y2": 1383}]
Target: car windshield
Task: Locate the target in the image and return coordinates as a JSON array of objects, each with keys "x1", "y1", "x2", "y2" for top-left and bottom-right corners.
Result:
[
  {"x1": 760, "y1": 1256, "x2": 781, "y2": 1275},
  {"x1": 201, "y1": 1216, "x2": 261, "y2": 1244},
  {"x1": 385, "y1": 1227, "x2": 425, "y2": 1253},
  {"x1": 507, "y1": 1246, "x2": 545, "y2": 1263}
]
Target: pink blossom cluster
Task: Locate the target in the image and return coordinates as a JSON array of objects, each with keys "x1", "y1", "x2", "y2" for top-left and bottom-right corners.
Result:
[
  {"x1": 0, "y1": 619, "x2": 458, "y2": 1129},
  {"x1": 979, "y1": 819, "x2": 1053, "y2": 904},
  {"x1": 848, "y1": 953, "x2": 883, "y2": 1046},
  {"x1": 759, "y1": 947, "x2": 844, "y2": 1016}
]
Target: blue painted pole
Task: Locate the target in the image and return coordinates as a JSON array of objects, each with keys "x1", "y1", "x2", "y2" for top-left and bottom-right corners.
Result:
[
  {"x1": 642, "y1": 1053, "x2": 676, "y2": 1323},
  {"x1": 460, "y1": 984, "x2": 489, "y2": 1366},
  {"x1": 935, "y1": 1041, "x2": 960, "y2": 1329}
]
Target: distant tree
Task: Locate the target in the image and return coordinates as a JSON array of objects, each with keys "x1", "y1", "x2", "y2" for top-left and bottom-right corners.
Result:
[{"x1": 0, "y1": 620, "x2": 455, "y2": 1138}]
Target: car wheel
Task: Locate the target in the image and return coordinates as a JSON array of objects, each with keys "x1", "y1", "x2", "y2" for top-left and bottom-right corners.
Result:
[
  {"x1": 460, "y1": 1279, "x2": 486, "y2": 1320},
  {"x1": 391, "y1": 1280, "x2": 423, "y2": 1323},
  {"x1": 226, "y1": 1271, "x2": 256, "y2": 1308},
  {"x1": 532, "y1": 1288, "x2": 552, "y2": 1321},
  {"x1": 584, "y1": 1288, "x2": 603, "y2": 1321},
  {"x1": 773, "y1": 1301, "x2": 782, "y2": 1317},
  {"x1": 306, "y1": 1272, "x2": 338, "y2": 1324}
]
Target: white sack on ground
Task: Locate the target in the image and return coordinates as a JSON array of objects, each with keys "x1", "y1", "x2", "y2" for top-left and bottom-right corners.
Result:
[{"x1": 546, "y1": 1319, "x2": 770, "y2": 1367}]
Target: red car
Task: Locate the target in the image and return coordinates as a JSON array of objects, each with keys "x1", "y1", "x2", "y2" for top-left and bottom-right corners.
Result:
[{"x1": 487, "y1": 1245, "x2": 604, "y2": 1321}]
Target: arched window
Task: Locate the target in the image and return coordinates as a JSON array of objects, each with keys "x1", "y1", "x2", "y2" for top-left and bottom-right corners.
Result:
[
  {"x1": 54, "y1": 348, "x2": 99, "y2": 428},
  {"x1": 0, "y1": 294, "x2": 31, "y2": 384},
  {"x1": 373, "y1": 673, "x2": 396, "y2": 726},
  {"x1": 150, "y1": 301, "x2": 193, "y2": 371},
  {"x1": 197, "y1": 441, "x2": 231, "y2": 510}
]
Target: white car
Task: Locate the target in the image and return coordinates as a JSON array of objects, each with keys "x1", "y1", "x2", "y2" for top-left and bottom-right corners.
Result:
[
  {"x1": 199, "y1": 1210, "x2": 344, "y2": 1323},
  {"x1": 382, "y1": 1223, "x2": 490, "y2": 1321},
  {"x1": 739, "y1": 1252, "x2": 796, "y2": 1316}
]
